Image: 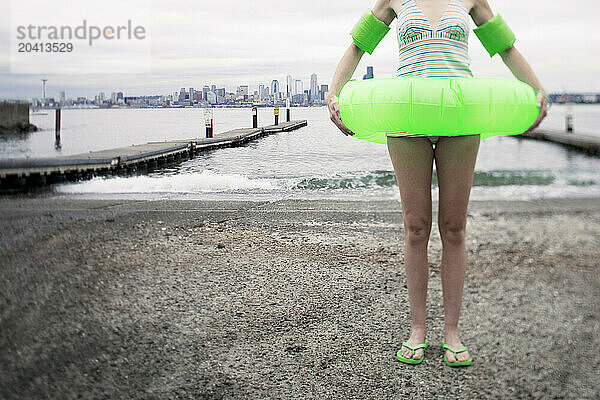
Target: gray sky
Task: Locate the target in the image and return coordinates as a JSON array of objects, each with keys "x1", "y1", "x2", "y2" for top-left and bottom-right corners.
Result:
[{"x1": 1, "y1": 0, "x2": 598, "y2": 100}]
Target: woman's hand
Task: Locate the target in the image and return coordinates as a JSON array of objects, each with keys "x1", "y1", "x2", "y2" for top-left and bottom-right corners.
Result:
[
  {"x1": 525, "y1": 91, "x2": 550, "y2": 133},
  {"x1": 327, "y1": 94, "x2": 355, "y2": 136}
]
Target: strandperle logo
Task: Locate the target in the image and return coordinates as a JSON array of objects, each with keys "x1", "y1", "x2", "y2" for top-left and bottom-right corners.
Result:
[{"x1": 16, "y1": 20, "x2": 146, "y2": 46}]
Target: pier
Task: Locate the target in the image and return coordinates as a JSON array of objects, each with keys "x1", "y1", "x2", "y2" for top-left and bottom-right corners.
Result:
[
  {"x1": 0, "y1": 120, "x2": 307, "y2": 190},
  {"x1": 520, "y1": 128, "x2": 600, "y2": 156}
]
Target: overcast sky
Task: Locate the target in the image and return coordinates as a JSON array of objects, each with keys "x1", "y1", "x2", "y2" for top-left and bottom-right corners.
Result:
[{"x1": 1, "y1": 0, "x2": 598, "y2": 100}]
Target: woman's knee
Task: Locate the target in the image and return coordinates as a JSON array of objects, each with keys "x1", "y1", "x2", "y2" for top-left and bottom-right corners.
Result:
[
  {"x1": 439, "y1": 220, "x2": 466, "y2": 246},
  {"x1": 404, "y1": 218, "x2": 432, "y2": 245}
]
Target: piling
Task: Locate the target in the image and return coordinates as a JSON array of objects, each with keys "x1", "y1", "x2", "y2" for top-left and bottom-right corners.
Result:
[
  {"x1": 252, "y1": 107, "x2": 258, "y2": 128},
  {"x1": 274, "y1": 107, "x2": 279, "y2": 126},
  {"x1": 204, "y1": 109, "x2": 213, "y2": 138},
  {"x1": 55, "y1": 108, "x2": 61, "y2": 133},
  {"x1": 55, "y1": 108, "x2": 61, "y2": 147},
  {"x1": 566, "y1": 114, "x2": 573, "y2": 132}
]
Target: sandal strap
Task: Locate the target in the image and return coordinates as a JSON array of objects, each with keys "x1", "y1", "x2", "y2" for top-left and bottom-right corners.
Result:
[
  {"x1": 442, "y1": 342, "x2": 468, "y2": 355},
  {"x1": 401, "y1": 340, "x2": 428, "y2": 356}
]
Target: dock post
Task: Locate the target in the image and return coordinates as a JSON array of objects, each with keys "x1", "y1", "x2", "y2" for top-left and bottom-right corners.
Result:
[
  {"x1": 566, "y1": 114, "x2": 573, "y2": 132},
  {"x1": 54, "y1": 108, "x2": 61, "y2": 147},
  {"x1": 286, "y1": 98, "x2": 290, "y2": 122},
  {"x1": 252, "y1": 107, "x2": 257, "y2": 128},
  {"x1": 274, "y1": 107, "x2": 279, "y2": 126},
  {"x1": 204, "y1": 108, "x2": 213, "y2": 138},
  {"x1": 565, "y1": 104, "x2": 573, "y2": 133}
]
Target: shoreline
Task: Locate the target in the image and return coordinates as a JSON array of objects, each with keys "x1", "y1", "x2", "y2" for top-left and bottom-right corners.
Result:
[{"x1": 1, "y1": 197, "x2": 598, "y2": 398}]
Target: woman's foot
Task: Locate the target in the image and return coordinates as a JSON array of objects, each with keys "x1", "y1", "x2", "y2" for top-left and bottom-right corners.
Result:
[
  {"x1": 443, "y1": 329, "x2": 470, "y2": 363},
  {"x1": 399, "y1": 327, "x2": 427, "y2": 361}
]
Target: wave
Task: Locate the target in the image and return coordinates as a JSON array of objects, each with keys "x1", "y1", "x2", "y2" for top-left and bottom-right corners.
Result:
[
  {"x1": 57, "y1": 170, "x2": 278, "y2": 194},
  {"x1": 56, "y1": 169, "x2": 598, "y2": 199}
]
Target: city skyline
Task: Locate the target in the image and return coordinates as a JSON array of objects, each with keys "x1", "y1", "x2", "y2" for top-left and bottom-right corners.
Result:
[
  {"x1": 32, "y1": 70, "x2": 332, "y2": 109},
  {"x1": 29, "y1": 70, "x2": 330, "y2": 106},
  {"x1": 15, "y1": 72, "x2": 329, "y2": 103}
]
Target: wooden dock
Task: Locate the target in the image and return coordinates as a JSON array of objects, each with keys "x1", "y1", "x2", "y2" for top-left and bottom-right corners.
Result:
[
  {"x1": 0, "y1": 120, "x2": 307, "y2": 190},
  {"x1": 519, "y1": 128, "x2": 600, "y2": 156}
]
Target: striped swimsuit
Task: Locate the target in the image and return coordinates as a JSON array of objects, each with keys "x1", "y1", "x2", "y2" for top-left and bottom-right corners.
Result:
[{"x1": 389, "y1": 0, "x2": 474, "y2": 144}]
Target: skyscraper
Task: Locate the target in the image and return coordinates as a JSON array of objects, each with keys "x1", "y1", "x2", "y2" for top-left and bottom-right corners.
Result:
[
  {"x1": 310, "y1": 73, "x2": 318, "y2": 102},
  {"x1": 294, "y1": 80, "x2": 303, "y2": 96},
  {"x1": 286, "y1": 75, "x2": 293, "y2": 98},
  {"x1": 41, "y1": 79, "x2": 47, "y2": 101},
  {"x1": 259, "y1": 84, "x2": 265, "y2": 101},
  {"x1": 271, "y1": 80, "x2": 280, "y2": 100},
  {"x1": 363, "y1": 66, "x2": 374, "y2": 80},
  {"x1": 320, "y1": 84, "x2": 328, "y2": 101}
]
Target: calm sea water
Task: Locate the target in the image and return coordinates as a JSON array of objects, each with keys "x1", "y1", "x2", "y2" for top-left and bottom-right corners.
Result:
[{"x1": 2, "y1": 105, "x2": 600, "y2": 200}]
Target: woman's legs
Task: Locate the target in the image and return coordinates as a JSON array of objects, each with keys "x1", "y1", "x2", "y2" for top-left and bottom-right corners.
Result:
[
  {"x1": 433, "y1": 135, "x2": 480, "y2": 362},
  {"x1": 387, "y1": 136, "x2": 434, "y2": 361}
]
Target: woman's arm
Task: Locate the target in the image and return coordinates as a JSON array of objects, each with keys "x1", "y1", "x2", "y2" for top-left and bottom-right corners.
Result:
[
  {"x1": 327, "y1": 44, "x2": 366, "y2": 136},
  {"x1": 470, "y1": 0, "x2": 549, "y2": 132},
  {"x1": 327, "y1": 0, "x2": 396, "y2": 136}
]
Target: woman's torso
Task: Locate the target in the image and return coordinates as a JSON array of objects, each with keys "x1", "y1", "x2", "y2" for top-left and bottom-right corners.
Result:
[{"x1": 391, "y1": 0, "x2": 474, "y2": 78}]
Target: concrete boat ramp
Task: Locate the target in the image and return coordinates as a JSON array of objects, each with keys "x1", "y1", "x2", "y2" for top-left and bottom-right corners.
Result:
[{"x1": 0, "y1": 120, "x2": 307, "y2": 190}]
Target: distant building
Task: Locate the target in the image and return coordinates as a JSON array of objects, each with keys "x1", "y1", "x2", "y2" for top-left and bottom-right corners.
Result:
[
  {"x1": 286, "y1": 75, "x2": 293, "y2": 98},
  {"x1": 239, "y1": 85, "x2": 249, "y2": 96},
  {"x1": 291, "y1": 93, "x2": 304, "y2": 105},
  {"x1": 207, "y1": 91, "x2": 217, "y2": 104},
  {"x1": 178, "y1": 89, "x2": 187, "y2": 102},
  {"x1": 271, "y1": 80, "x2": 280, "y2": 100},
  {"x1": 294, "y1": 79, "x2": 303, "y2": 96},
  {"x1": 320, "y1": 84, "x2": 328, "y2": 100},
  {"x1": 363, "y1": 66, "x2": 374, "y2": 79},
  {"x1": 310, "y1": 73, "x2": 318, "y2": 102},
  {"x1": 259, "y1": 84, "x2": 265, "y2": 101}
]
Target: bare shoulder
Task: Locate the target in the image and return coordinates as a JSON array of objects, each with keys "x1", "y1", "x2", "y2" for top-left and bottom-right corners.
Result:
[
  {"x1": 469, "y1": 0, "x2": 494, "y2": 26},
  {"x1": 372, "y1": 0, "x2": 397, "y2": 25}
]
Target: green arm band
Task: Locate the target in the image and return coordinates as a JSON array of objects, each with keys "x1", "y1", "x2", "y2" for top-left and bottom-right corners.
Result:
[
  {"x1": 473, "y1": 14, "x2": 516, "y2": 57},
  {"x1": 350, "y1": 9, "x2": 390, "y2": 55}
]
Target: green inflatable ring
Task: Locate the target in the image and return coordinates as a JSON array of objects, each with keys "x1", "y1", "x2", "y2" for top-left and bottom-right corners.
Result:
[{"x1": 338, "y1": 77, "x2": 540, "y2": 144}]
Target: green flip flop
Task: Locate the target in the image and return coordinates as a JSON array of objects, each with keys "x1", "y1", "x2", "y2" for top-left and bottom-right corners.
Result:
[
  {"x1": 442, "y1": 340, "x2": 473, "y2": 367},
  {"x1": 396, "y1": 339, "x2": 428, "y2": 364}
]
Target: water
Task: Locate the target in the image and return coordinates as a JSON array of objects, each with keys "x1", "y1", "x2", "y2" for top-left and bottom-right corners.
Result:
[{"x1": 2, "y1": 106, "x2": 600, "y2": 200}]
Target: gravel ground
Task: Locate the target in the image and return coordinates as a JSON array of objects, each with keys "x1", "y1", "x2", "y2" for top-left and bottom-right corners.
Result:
[{"x1": 0, "y1": 196, "x2": 598, "y2": 399}]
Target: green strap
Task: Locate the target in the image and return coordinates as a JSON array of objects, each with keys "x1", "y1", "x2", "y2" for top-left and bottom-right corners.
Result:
[
  {"x1": 442, "y1": 342, "x2": 468, "y2": 355},
  {"x1": 401, "y1": 340, "x2": 428, "y2": 357}
]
